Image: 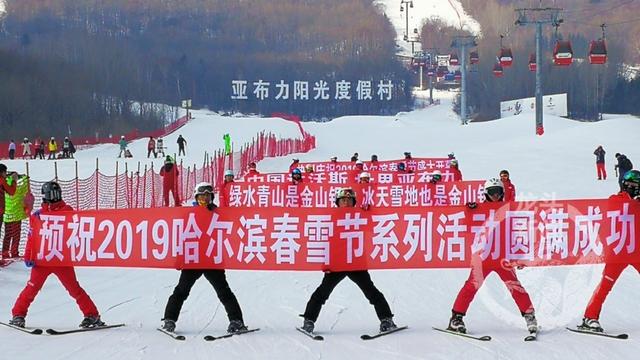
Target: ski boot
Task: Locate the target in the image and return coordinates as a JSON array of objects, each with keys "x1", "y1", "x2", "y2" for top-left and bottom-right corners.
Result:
[
  {"x1": 301, "y1": 318, "x2": 315, "y2": 333},
  {"x1": 9, "y1": 315, "x2": 25, "y2": 328},
  {"x1": 447, "y1": 311, "x2": 466, "y2": 334},
  {"x1": 523, "y1": 311, "x2": 538, "y2": 333},
  {"x1": 379, "y1": 317, "x2": 398, "y2": 332},
  {"x1": 578, "y1": 318, "x2": 603, "y2": 333},
  {"x1": 161, "y1": 319, "x2": 176, "y2": 332},
  {"x1": 79, "y1": 315, "x2": 105, "y2": 328},
  {"x1": 227, "y1": 319, "x2": 248, "y2": 333}
]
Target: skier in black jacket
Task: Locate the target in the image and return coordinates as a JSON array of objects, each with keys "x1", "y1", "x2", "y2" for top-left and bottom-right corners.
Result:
[{"x1": 161, "y1": 182, "x2": 246, "y2": 334}]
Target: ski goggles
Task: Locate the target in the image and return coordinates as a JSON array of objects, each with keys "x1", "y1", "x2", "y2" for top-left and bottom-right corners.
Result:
[
  {"x1": 486, "y1": 187, "x2": 504, "y2": 197},
  {"x1": 196, "y1": 185, "x2": 214, "y2": 195}
]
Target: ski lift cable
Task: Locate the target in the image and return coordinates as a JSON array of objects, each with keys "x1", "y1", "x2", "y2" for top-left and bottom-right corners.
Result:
[{"x1": 562, "y1": 0, "x2": 635, "y2": 15}]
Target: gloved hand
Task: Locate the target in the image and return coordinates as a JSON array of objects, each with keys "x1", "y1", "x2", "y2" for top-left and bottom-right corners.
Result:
[
  {"x1": 466, "y1": 202, "x2": 478, "y2": 209},
  {"x1": 33, "y1": 209, "x2": 41, "y2": 220},
  {"x1": 25, "y1": 260, "x2": 35, "y2": 268}
]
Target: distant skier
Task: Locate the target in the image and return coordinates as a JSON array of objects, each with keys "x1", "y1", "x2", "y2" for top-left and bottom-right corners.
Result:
[
  {"x1": 47, "y1": 137, "x2": 57, "y2": 160},
  {"x1": 62, "y1": 137, "x2": 71, "y2": 158},
  {"x1": 450, "y1": 159, "x2": 463, "y2": 181},
  {"x1": 118, "y1": 135, "x2": 127, "y2": 158},
  {"x1": 37, "y1": 139, "x2": 45, "y2": 159},
  {"x1": 147, "y1": 136, "x2": 157, "y2": 158},
  {"x1": 593, "y1": 146, "x2": 606, "y2": 180},
  {"x1": 447, "y1": 178, "x2": 538, "y2": 335},
  {"x1": 289, "y1": 158, "x2": 300, "y2": 173},
  {"x1": 614, "y1": 153, "x2": 633, "y2": 190},
  {"x1": 176, "y1": 135, "x2": 187, "y2": 156},
  {"x1": 156, "y1": 137, "x2": 165, "y2": 157},
  {"x1": 161, "y1": 182, "x2": 246, "y2": 335},
  {"x1": 21, "y1": 138, "x2": 32, "y2": 159},
  {"x1": 499, "y1": 170, "x2": 516, "y2": 201},
  {"x1": 300, "y1": 188, "x2": 397, "y2": 335},
  {"x1": 160, "y1": 156, "x2": 180, "y2": 207},
  {"x1": 9, "y1": 181, "x2": 105, "y2": 329},
  {"x1": 8, "y1": 140, "x2": 16, "y2": 160},
  {"x1": 578, "y1": 170, "x2": 640, "y2": 333}
]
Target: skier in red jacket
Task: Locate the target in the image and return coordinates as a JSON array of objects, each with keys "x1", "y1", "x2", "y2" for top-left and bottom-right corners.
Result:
[
  {"x1": 9, "y1": 181, "x2": 104, "y2": 329},
  {"x1": 500, "y1": 169, "x2": 516, "y2": 201},
  {"x1": 450, "y1": 159, "x2": 463, "y2": 181},
  {"x1": 160, "y1": 156, "x2": 181, "y2": 207},
  {"x1": 447, "y1": 178, "x2": 537, "y2": 335},
  {"x1": 579, "y1": 170, "x2": 640, "y2": 333}
]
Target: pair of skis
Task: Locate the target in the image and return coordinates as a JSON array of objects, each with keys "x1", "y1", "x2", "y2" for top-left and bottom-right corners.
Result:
[
  {"x1": 157, "y1": 327, "x2": 260, "y2": 341},
  {"x1": 0, "y1": 321, "x2": 125, "y2": 335},
  {"x1": 296, "y1": 325, "x2": 409, "y2": 341},
  {"x1": 433, "y1": 326, "x2": 629, "y2": 342}
]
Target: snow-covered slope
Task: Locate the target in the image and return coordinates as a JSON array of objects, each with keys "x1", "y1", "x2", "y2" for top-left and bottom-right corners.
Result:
[
  {"x1": 1, "y1": 91, "x2": 640, "y2": 359},
  {"x1": 376, "y1": 0, "x2": 482, "y2": 56},
  {"x1": 0, "y1": 0, "x2": 6, "y2": 17}
]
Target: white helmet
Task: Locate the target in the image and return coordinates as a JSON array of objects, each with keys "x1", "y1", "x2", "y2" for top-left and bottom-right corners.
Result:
[
  {"x1": 356, "y1": 160, "x2": 364, "y2": 165},
  {"x1": 359, "y1": 172, "x2": 371, "y2": 179},
  {"x1": 224, "y1": 169, "x2": 234, "y2": 177},
  {"x1": 433, "y1": 170, "x2": 442, "y2": 176},
  {"x1": 484, "y1": 178, "x2": 504, "y2": 200},
  {"x1": 193, "y1": 182, "x2": 214, "y2": 198}
]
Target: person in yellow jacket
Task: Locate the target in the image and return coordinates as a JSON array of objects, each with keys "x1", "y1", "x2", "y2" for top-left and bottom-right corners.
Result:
[
  {"x1": 47, "y1": 137, "x2": 58, "y2": 160},
  {"x1": 2, "y1": 175, "x2": 33, "y2": 261}
]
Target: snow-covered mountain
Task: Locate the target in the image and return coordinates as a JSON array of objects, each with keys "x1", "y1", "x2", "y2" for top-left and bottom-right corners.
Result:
[{"x1": 1, "y1": 90, "x2": 639, "y2": 359}]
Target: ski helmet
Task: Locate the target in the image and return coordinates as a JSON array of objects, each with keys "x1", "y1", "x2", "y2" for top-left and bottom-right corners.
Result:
[
  {"x1": 224, "y1": 169, "x2": 234, "y2": 177},
  {"x1": 432, "y1": 170, "x2": 442, "y2": 181},
  {"x1": 193, "y1": 182, "x2": 214, "y2": 204},
  {"x1": 483, "y1": 178, "x2": 504, "y2": 201},
  {"x1": 292, "y1": 168, "x2": 302, "y2": 176},
  {"x1": 398, "y1": 162, "x2": 406, "y2": 170},
  {"x1": 42, "y1": 181, "x2": 63, "y2": 204},
  {"x1": 622, "y1": 170, "x2": 640, "y2": 198},
  {"x1": 359, "y1": 172, "x2": 371, "y2": 180},
  {"x1": 335, "y1": 187, "x2": 356, "y2": 207},
  {"x1": 448, "y1": 152, "x2": 455, "y2": 159},
  {"x1": 450, "y1": 159, "x2": 458, "y2": 167}
]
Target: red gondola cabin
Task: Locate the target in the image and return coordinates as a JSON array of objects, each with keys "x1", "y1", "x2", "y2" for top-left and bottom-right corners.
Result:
[
  {"x1": 499, "y1": 47, "x2": 513, "y2": 67},
  {"x1": 454, "y1": 70, "x2": 462, "y2": 81},
  {"x1": 470, "y1": 51, "x2": 479, "y2": 64},
  {"x1": 528, "y1": 53, "x2": 536, "y2": 72},
  {"x1": 553, "y1": 40, "x2": 573, "y2": 66},
  {"x1": 588, "y1": 39, "x2": 607, "y2": 65},
  {"x1": 493, "y1": 63, "x2": 504, "y2": 77},
  {"x1": 449, "y1": 53, "x2": 459, "y2": 66}
]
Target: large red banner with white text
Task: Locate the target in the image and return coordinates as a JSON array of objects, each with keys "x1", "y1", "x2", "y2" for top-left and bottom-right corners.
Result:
[
  {"x1": 243, "y1": 170, "x2": 460, "y2": 183},
  {"x1": 294, "y1": 158, "x2": 452, "y2": 173},
  {"x1": 29, "y1": 198, "x2": 640, "y2": 270},
  {"x1": 223, "y1": 181, "x2": 485, "y2": 208}
]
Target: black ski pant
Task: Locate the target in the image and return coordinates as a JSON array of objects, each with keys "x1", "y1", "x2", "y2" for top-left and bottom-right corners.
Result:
[
  {"x1": 303, "y1": 271, "x2": 393, "y2": 322},
  {"x1": 178, "y1": 146, "x2": 185, "y2": 156},
  {"x1": 163, "y1": 269, "x2": 243, "y2": 322}
]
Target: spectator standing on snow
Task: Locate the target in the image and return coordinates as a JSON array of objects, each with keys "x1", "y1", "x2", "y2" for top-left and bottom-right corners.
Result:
[
  {"x1": 147, "y1": 136, "x2": 157, "y2": 158},
  {"x1": 118, "y1": 136, "x2": 127, "y2": 158},
  {"x1": 47, "y1": 137, "x2": 58, "y2": 160},
  {"x1": 160, "y1": 156, "x2": 180, "y2": 207},
  {"x1": 594, "y1": 146, "x2": 606, "y2": 180},
  {"x1": 177, "y1": 135, "x2": 187, "y2": 156},
  {"x1": 614, "y1": 153, "x2": 633, "y2": 189},
  {"x1": 21, "y1": 138, "x2": 32, "y2": 159},
  {"x1": 8, "y1": 140, "x2": 16, "y2": 160},
  {"x1": 156, "y1": 137, "x2": 165, "y2": 157}
]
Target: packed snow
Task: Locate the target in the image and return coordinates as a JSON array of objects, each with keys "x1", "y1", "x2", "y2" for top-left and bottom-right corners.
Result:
[
  {"x1": 376, "y1": 0, "x2": 482, "y2": 56},
  {"x1": 1, "y1": 90, "x2": 639, "y2": 359}
]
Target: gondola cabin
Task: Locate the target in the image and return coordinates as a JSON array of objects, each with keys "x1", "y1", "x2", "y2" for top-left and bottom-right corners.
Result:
[
  {"x1": 588, "y1": 39, "x2": 607, "y2": 65},
  {"x1": 528, "y1": 53, "x2": 536, "y2": 72},
  {"x1": 427, "y1": 66, "x2": 436, "y2": 77},
  {"x1": 499, "y1": 47, "x2": 513, "y2": 67},
  {"x1": 449, "y1": 53, "x2": 459, "y2": 66},
  {"x1": 454, "y1": 70, "x2": 462, "y2": 81},
  {"x1": 553, "y1": 40, "x2": 573, "y2": 66},
  {"x1": 493, "y1": 63, "x2": 504, "y2": 77},
  {"x1": 470, "y1": 51, "x2": 479, "y2": 64}
]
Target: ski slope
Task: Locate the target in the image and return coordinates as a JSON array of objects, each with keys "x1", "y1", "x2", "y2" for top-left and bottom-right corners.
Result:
[
  {"x1": 376, "y1": 0, "x2": 482, "y2": 56},
  {"x1": 2, "y1": 91, "x2": 640, "y2": 359}
]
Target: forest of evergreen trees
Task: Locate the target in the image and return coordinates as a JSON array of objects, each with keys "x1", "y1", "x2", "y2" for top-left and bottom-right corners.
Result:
[{"x1": 0, "y1": 0, "x2": 413, "y2": 139}]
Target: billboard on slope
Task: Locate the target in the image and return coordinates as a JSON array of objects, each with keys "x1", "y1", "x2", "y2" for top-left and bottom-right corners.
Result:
[{"x1": 500, "y1": 93, "x2": 567, "y2": 118}]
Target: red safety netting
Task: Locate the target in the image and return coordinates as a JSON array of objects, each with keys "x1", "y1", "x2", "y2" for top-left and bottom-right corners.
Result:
[{"x1": 1, "y1": 120, "x2": 316, "y2": 260}]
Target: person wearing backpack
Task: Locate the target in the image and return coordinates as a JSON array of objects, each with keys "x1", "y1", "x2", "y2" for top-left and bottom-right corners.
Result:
[
  {"x1": 593, "y1": 146, "x2": 606, "y2": 180},
  {"x1": 614, "y1": 153, "x2": 633, "y2": 189}
]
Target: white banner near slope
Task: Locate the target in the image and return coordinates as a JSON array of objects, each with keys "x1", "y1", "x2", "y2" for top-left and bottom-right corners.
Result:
[{"x1": 500, "y1": 93, "x2": 568, "y2": 118}]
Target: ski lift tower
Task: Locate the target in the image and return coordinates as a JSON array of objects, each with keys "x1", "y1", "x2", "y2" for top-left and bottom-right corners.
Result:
[
  {"x1": 451, "y1": 35, "x2": 477, "y2": 125},
  {"x1": 514, "y1": 6, "x2": 563, "y2": 135}
]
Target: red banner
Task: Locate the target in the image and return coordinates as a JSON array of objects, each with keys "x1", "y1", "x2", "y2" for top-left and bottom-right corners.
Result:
[
  {"x1": 295, "y1": 158, "x2": 451, "y2": 173},
  {"x1": 244, "y1": 170, "x2": 460, "y2": 184},
  {"x1": 223, "y1": 181, "x2": 485, "y2": 208},
  {"x1": 29, "y1": 199, "x2": 640, "y2": 270}
]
